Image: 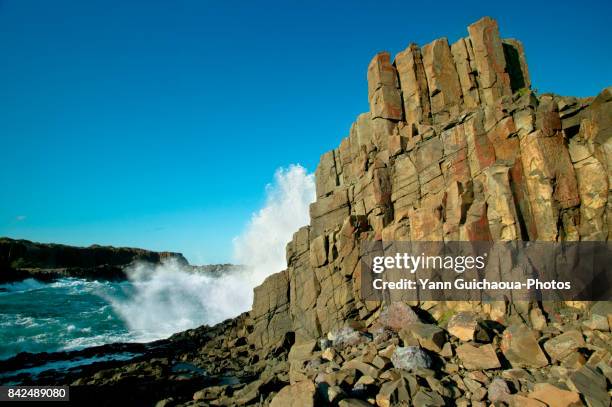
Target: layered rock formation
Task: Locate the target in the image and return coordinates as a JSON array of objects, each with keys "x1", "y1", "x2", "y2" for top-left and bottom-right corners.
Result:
[
  {"x1": 249, "y1": 15, "x2": 611, "y2": 351},
  {"x1": 2, "y1": 16, "x2": 610, "y2": 407},
  {"x1": 0, "y1": 237, "x2": 188, "y2": 282}
]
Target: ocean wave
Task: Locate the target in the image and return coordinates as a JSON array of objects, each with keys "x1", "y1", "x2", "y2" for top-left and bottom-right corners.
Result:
[
  {"x1": 0, "y1": 278, "x2": 47, "y2": 294},
  {"x1": 62, "y1": 331, "x2": 136, "y2": 351}
]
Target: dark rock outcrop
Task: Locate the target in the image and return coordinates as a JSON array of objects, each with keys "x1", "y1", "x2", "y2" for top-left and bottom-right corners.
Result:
[{"x1": 0, "y1": 237, "x2": 188, "y2": 283}]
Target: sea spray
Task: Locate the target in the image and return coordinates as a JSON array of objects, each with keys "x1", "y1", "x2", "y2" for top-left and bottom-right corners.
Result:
[
  {"x1": 232, "y1": 164, "x2": 316, "y2": 307},
  {"x1": 105, "y1": 164, "x2": 315, "y2": 339}
]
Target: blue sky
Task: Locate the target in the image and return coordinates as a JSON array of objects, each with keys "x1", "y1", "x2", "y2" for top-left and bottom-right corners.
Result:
[{"x1": 0, "y1": 0, "x2": 610, "y2": 263}]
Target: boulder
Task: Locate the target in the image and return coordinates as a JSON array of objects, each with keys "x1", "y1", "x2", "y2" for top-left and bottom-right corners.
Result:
[
  {"x1": 270, "y1": 380, "x2": 317, "y2": 407},
  {"x1": 500, "y1": 324, "x2": 548, "y2": 368},
  {"x1": 447, "y1": 311, "x2": 480, "y2": 341},
  {"x1": 543, "y1": 330, "x2": 585, "y2": 361},
  {"x1": 528, "y1": 383, "x2": 583, "y2": 407},
  {"x1": 391, "y1": 346, "x2": 432, "y2": 371},
  {"x1": 400, "y1": 323, "x2": 446, "y2": 353},
  {"x1": 377, "y1": 303, "x2": 421, "y2": 332},
  {"x1": 568, "y1": 365, "x2": 610, "y2": 407},
  {"x1": 456, "y1": 343, "x2": 501, "y2": 370},
  {"x1": 487, "y1": 377, "x2": 511, "y2": 403}
]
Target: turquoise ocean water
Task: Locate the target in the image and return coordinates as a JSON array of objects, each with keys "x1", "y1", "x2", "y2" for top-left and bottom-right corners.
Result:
[{"x1": 0, "y1": 278, "x2": 147, "y2": 360}]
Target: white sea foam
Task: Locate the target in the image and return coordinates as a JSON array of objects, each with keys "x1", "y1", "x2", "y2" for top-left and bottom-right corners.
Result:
[
  {"x1": 0, "y1": 278, "x2": 46, "y2": 293},
  {"x1": 104, "y1": 164, "x2": 315, "y2": 341}
]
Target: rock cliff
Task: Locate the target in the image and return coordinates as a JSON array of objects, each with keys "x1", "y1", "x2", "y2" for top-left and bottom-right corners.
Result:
[
  {"x1": 0, "y1": 237, "x2": 188, "y2": 282},
  {"x1": 249, "y1": 15, "x2": 611, "y2": 351}
]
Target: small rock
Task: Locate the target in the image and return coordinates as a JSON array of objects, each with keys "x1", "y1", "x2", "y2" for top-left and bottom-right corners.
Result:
[
  {"x1": 560, "y1": 351, "x2": 586, "y2": 369},
  {"x1": 328, "y1": 327, "x2": 369, "y2": 347},
  {"x1": 528, "y1": 383, "x2": 582, "y2": 407},
  {"x1": 487, "y1": 377, "x2": 511, "y2": 403},
  {"x1": 543, "y1": 330, "x2": 585, "y2": 361},
  {"x1": 447, "y1": 311, "x2": 480, "y2": 341},
  {"x1": 321, "y1": 348, "x2": 336, "y2": 361},
  {"x1": 342, "y1": 359, "x2": 380, "y2": 378},
  {"x1": 391, "y1": 346, "x2": 432, "y2": 371},
  {"x1": 400, "y1": 323, "x2": 446, "y2": 352},
  {"x1": 440, "y1": 342, "x2": 453, "y2": 358},
  {"x1": 471, "y1": 386, "x2": 487, "y2": 401},
  {"x1": 530, "y1": 307, "x2": 547, "y2": 330},
  {"x1": 568, "y1": 365, "x2": 610, "y2": 407},
  {"x1": 376, "y1": 380, "x2": 400, "y2": 407},
  {"x1": 413, "y1": 388, "x2": 445, "y2": 407},
  {"x1": 582, "y1": 314, "x2": 609, "y2": 331},
  {"x1": 355, "y1": 374, "x2": 375, "y2": 386},
  {"x1": 377, "y1": 302, "x2": 421, "y2": 331},
  {"x1": 338, "y1": 398, "x2": 372, "y2": 407},
  {"x1": 378, "y1": 344, "x2": 396, "y2": 359},
  {"x1": 372, "y1": 355, "x2": 390, "y2": 369},
  {"x1": 155, "y1": 398, "x2": 175, "y2": 407},
  {"x1": 456, "y1": 343, "x2": 501, "y2": 370},
  {"x1": 270, "y1": 380, "x2": 317, "y2": 407},
  {"x1": 508, "y1": 395, "x2": 547, "y2": 407}
]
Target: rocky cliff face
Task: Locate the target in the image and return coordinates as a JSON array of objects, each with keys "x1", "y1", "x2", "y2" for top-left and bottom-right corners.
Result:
[
  {"x1": 249, "y1": 15, "x2": 611, "y2": 351},
  {"x1": 0, "y1": 237, "x2": 188, "y2": 282}
]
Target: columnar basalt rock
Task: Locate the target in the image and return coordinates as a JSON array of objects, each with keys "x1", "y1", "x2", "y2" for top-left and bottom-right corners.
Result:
[
  {"x1": 121, "y1": 15, "x2": 612, "y2": 407},
  {"x1": 395, "y1": 44, "x2": 431, "y2": 130},
  {"x1": 421, "y1": 38, "x2": 463, "y2": 123},
  {"x1": 467, "y1": 16, "x2": 513, "y2": 105},
  {"x1": 249, "y1": 17, "x2": 611, "y2": 356},
  {"x1": 367, "y1": 52, "x2": 403, "y2": 121}
]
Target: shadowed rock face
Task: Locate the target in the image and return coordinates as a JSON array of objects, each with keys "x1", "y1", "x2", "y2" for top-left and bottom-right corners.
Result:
[
  {"x1": 2, "y1": 16, "x2": 610, "y2": 407},
  {"x1": 0, "y1": 237, "x2": 188, "y2": 282}
]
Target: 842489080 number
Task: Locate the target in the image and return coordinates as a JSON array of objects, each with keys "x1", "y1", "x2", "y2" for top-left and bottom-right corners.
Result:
[{"x1": 1, "y1": 386, "x2": 69, "y2": 401}]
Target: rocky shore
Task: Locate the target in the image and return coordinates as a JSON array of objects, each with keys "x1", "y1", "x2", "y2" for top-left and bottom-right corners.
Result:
[
  {"x1": 0, "y1": 237, "x2": 241, "y2": 283},
  {"x1": 0, "y1": 237, "x2": 188, "y2": 283},
  {"x1": 1, "y1": 16, "x2": 610, "y2": 407}
]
